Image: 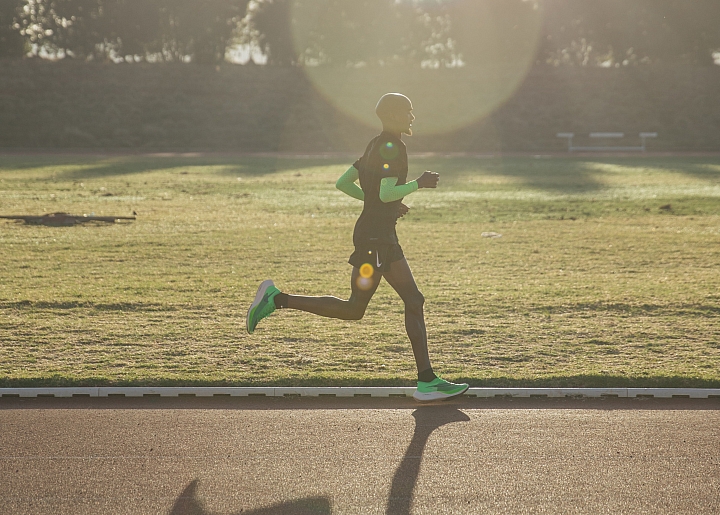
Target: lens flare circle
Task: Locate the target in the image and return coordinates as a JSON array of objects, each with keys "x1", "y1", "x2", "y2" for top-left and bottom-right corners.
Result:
[
  {"x1": 359, "y1": 263, "x2": 374, "y2": 278},
  {"x1": 290, "y1": 0, "x2": 544, "y2": 135},
  {"x1": 356, "y1": 276, "x2": 374, "y2": 291},
  {"x1": 380, "y1": 141, "x2": 399, "y2": 160}
]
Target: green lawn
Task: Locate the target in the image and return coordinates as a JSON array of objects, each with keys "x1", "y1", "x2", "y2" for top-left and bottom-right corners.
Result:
[{"x1": 1, "y1": 154, "x2": 718, "y2": 387}]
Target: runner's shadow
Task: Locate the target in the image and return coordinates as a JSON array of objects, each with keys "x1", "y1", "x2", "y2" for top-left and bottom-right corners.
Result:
[
  {"x1": 385, "y1": 406, "x2": 470, "y2": 515},
  {"x1": 169, "y1": 479, "x2": 331, "y2": 515}
]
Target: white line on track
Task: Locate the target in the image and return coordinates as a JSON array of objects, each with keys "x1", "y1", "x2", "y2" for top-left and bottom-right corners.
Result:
[{"x1": 1, "y1": 387, "x2": 719, "y2": 399}]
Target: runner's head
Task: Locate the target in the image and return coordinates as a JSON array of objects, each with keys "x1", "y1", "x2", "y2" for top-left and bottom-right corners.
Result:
[{"x1": 375, "y1": 93, "x2": 414, "y2": 136}]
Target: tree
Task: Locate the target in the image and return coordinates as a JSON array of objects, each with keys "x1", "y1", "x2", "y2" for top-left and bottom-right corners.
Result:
[
  {"x1": 17, "y1": 0, "x2": 251, "y2": 63},
  {"x1": 158, "y1": 0, "x2": 250, "y2": 64},
  {"x1": 440, "y1": 0, "x2": 544, "y2": 67},
  {"x1": 105, "y1": 0, "x2": 163, "y2": 61},
  {"x1": 537, "y1": 0, "x2": 720, "y2": 67},
  {"x1": 246, "y1": 0, "x2": 300, "y2": 66},
  {"x1": 247, "y1": 0, "x2": 447, "y2": 67},
  {"x1": 17, "y1": 0, "x2": 115, "y2": 60},
  {"x1": 0, "y1": 0, "x2": 25, "y2": 58}
]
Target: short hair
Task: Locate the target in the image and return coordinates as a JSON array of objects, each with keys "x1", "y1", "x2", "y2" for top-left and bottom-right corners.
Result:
[{"x1": 375, "y1": 93, "x2": 412, "y2": 122}]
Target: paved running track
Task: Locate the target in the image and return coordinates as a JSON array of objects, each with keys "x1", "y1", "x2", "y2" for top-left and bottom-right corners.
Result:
[{"x1": 1, "y1": 397, "x2": 719, "y2": 514}]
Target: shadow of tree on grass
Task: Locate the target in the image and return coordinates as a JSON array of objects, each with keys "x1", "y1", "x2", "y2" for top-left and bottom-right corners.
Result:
[{"x1": 51, "y1": 156, "x2": 350, "y2": 181}]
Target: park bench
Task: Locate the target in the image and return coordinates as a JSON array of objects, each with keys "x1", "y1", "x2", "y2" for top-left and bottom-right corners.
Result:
[{"x1": 557, "y1": 132, "x2": 657, "y2": 152}]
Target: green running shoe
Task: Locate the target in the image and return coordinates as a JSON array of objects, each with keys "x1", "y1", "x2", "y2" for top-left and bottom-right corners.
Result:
[
  {"x1": 246, "y1": 280, "x2": 281, "y2": 334},
  {"x1": 413, "y1": 377, "x2": 469, "y2": 402}
]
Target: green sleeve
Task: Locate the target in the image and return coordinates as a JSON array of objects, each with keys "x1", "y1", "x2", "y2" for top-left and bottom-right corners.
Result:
[
  {"x1": 379, "y1": 177, "x2": 419, "y2": 203},
  {"x1": 335, "y1": 166, "x2": 364, "y2": 201}
]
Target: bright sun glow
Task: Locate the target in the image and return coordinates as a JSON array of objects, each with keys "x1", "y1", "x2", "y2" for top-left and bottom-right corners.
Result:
[{"x1": 290, "y1": 0, "x2": 544, "y2": 135}]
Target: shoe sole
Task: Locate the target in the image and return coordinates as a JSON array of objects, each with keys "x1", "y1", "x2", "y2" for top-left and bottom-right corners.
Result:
[
  {"x1": 413, "y1": 384, "x2": 469, "y2": 402},
  {"x1": 246, "y1": 279, "x2": 275, "y2": 334}
]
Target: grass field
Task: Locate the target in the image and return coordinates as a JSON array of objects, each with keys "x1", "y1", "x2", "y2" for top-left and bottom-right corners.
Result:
[{"x1": 1, "y1": 154, "x2": 719, "y2": 387}]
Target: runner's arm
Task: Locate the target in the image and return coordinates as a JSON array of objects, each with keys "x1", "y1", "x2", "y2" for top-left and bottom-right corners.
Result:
[
  {"x1": 379, "y1": 177, "x2": 419, "y2": 203},
  {"x1": 335, "y1": 166, "x2": 364, "y2": 201}
]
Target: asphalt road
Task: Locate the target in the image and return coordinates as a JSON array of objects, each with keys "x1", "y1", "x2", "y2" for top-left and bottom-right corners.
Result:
[{"x1": 1, "y1": 397, "x2": 719, "y2": 515}]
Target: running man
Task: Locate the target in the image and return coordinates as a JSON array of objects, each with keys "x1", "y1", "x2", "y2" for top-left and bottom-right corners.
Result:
[{"x1": 247, "y1": 93, "x2": 469, "y2": 402}]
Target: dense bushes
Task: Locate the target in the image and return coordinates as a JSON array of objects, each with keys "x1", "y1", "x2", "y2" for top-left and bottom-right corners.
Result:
[{"x1": 1, "y1": 60, "x2": 718, "y2": 151}]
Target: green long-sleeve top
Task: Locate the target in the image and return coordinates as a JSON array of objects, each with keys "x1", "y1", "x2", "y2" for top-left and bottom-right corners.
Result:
[{"x1": 335, "y1": 165, "x2": 419, "y2": 203}]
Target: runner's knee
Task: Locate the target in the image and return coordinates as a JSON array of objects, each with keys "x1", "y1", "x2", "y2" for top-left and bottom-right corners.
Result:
[
  {"x1": 403, "y1": 290, "x2": 425, "y2": 314},
  {"x1": 346, "y1": 305, "x2": 366, "y2": 320},
  {"x1": 346, "y1": 297, "x2": 369, "y2": 320}
]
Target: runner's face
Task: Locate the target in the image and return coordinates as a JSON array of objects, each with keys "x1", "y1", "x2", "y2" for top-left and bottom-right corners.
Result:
[
  {"x1": 402, "y1": 109, "x2": 415, "y2": 136},
  {"x1": 388, "y1": 108, "x2": 414, "y2": 136},
  {"x1": 380, "y1": 100, "x2": 414, "y2": 136}
]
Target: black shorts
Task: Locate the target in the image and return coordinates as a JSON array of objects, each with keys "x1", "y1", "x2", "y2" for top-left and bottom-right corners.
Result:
[{"x1": 348, "y1": 243, "x2": 404, "y2": 274}]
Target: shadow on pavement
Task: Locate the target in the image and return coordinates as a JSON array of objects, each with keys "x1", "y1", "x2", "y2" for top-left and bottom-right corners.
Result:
[
  {"x1": 167, "y1": 406, "x2": 469, "y2": 515},
  {"x1": 169, "y1": 479, "x2": 331, "y2": 515},
  {"x1": 386, "y1": 406, "x2": 470, "y2": 515}
]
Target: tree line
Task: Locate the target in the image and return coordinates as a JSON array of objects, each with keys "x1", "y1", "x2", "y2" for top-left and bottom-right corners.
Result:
[
  {"x1": 1, "y1": 0, "x2": 718, "y2": 66},
  {"x1": 1, "y1": 0, "x2": 251, "y2": 63}
]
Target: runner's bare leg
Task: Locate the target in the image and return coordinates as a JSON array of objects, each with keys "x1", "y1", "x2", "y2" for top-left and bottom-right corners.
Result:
[
  {"x1": 382, "y1": 258, "x2": 431, "y2": 373},
  {"x1": 286, "y1": 267, "x2": 382, "y2": 320}
]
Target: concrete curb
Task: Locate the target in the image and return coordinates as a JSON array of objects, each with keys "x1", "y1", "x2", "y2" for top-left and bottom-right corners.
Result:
[{"x1": 1, "y1": 387, "x2": 719, "y2": 399}]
